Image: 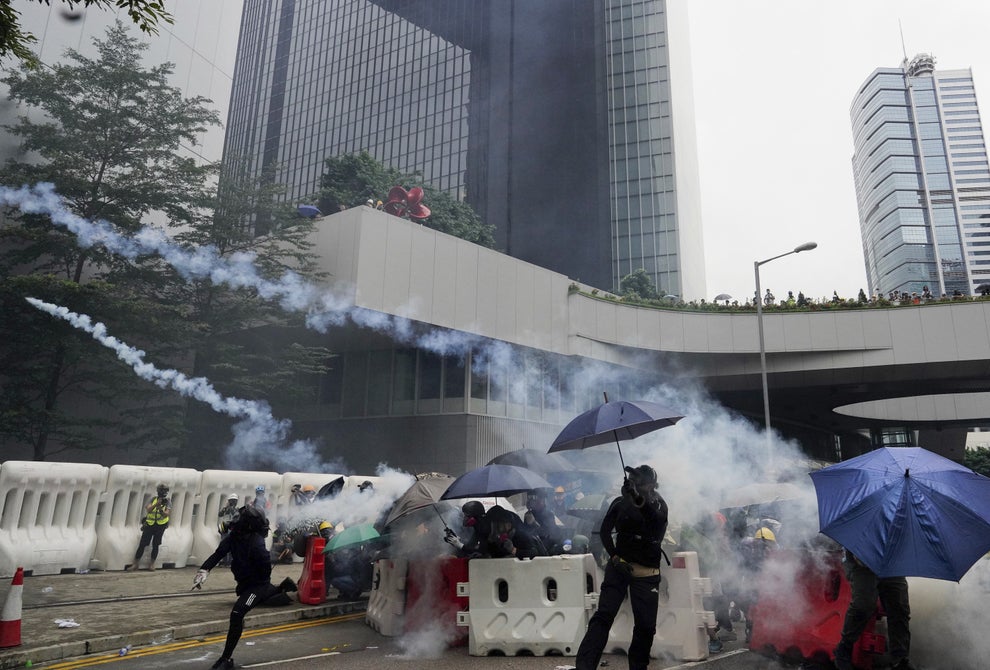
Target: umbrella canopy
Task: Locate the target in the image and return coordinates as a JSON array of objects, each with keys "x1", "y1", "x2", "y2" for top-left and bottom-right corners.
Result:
[
  {"x1": 381, "y1": 473, "x2": 455, "y2": 528},
  {"x1": 549, "y1": 399, "x2": 684, "y2": 473},
  {"x1": 440, "y1": 464, "x2": 554, "y2": 500},
  {"x1": 323, "y1": 523, "x2": 381, "y2": 553},
  {"x1": 565, "y1": 493, "x2": 610, "y2": 521},
  {"x1": 316, "y1": 476, "x2": 345, "y2": 500},
  {"x1": 487, "y1": 448, "x2": 576, "y2": 475},
  {"x1": 810, "y1": 447, "x2": 990, "y2": 581},
  {"x1": 714, "y1": 293, "x2": 732, "y2": 301},
  {"x1": 721, "y1": 481, "x2": 808, "y2": 509}
]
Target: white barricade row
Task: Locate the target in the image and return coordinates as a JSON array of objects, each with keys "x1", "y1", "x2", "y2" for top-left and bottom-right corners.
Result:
[
  {"x1": 605, "y1": 551, "x2": 715, "y2": 662},
  {"x1": 0, "y1": 461, "x2": 108, "y2": 576},
  {"x1": 191, "y1": 469, "x2": 280, "y2": 564},
  {"x1": 458, "y1": 554, "x2": 600, "y2": 656},
  {"x1": 365, "y1": 557, "x2": 409, "y2": 636},
  {"x1": 90, "y1": 465, "x2": 200, "y2": 571}
]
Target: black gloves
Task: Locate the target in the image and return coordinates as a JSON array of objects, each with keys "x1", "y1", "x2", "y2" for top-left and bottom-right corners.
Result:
[{"x1": 610, "y1": 555, "x2": 634, "y2": 576}]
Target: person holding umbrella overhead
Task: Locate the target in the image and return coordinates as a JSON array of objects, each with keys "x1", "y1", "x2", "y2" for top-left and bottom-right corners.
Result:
[
  {"x1": 575, "y1": 464, "x2": 669, "y2": 670},
  {"x1": 833, "y1": 549, "x2": 914, "y2": 670}
]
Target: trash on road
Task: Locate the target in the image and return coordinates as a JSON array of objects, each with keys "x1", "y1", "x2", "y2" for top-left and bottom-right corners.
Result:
[{"x1": 53, "y1": 619, "x2": 80, "y2": 628}]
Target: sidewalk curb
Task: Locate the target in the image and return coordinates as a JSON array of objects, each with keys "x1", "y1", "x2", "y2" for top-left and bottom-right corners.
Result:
[{"x1": 0, "y1": 602, "x2": 363, "y2": 670}]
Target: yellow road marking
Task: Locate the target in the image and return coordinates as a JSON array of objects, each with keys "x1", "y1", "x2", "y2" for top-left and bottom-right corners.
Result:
[{"x1": 40, "y1": 612, "x2": 365, "y2": 669}]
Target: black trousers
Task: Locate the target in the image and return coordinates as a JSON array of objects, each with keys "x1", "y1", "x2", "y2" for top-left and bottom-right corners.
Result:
[
  {"x1": 134, "y1": 525, "x2": 166, "y2": 562},
  {"x1": 220, "y1": 582, "x2": 280, "y2": 659},
  {"x1": 576, "y1": 561, "x2": 660, "y2": 670},
  {"x1": 836, "y1": 561, "x2": 910, "y2": 662}
]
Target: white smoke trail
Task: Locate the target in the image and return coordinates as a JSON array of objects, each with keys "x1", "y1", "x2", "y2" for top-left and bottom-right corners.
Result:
[{"x1": 25, "y1": 296, "x2": 328, "y2": 472}]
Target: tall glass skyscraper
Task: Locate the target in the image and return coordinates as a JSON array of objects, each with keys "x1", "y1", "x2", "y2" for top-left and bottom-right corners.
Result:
[
  {"x1": 851, "y1": 54, "x2": 990, "y2": 296},
  {"x1": 224, "y1": 0, "x2": 704, "y2": 297}
]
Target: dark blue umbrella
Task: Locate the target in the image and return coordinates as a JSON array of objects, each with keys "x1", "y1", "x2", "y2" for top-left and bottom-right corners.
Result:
[
  {"x1": 440, "y1": 464, "x2": 553, "y2": 500},
  {"x1": 548, "y1": 397, "x2": 684, "y2": 473},
  {"x1": 297, "y1": 204, "x2": 322, "y2": 218},
  {"x1": 487, "y1": 448, "x2": 576, "y2": 476},
  {"x1": 810, "y1": 447, "x2": 990, "y2": 581}
]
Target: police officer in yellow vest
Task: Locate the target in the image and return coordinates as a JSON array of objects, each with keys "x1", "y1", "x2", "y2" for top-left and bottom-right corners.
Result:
[{"x1": 128, "y1": 483, "x2": 171, "y2": 571}]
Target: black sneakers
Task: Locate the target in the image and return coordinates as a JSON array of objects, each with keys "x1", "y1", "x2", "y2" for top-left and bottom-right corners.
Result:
[
  {"x1": 278, "y1": 577, "x2": 298, "y2": 593},
  {"x1": 210, "y1": 657, "x2": 234, "y2": 669}
]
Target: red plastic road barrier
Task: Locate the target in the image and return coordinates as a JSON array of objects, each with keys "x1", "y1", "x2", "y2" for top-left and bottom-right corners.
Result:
[
  {"x1": 297, "y1": 536, "x2": 326, "y2": 605},
  {"x1": 0, "y1": 567, "x2": 24, "y2": 648},
  {"x1": 404, "y1": 557, "x2": 469, "y2": 647},
  {"x1": 748, "y1": 549, "x2": 884, "y2": 668}
]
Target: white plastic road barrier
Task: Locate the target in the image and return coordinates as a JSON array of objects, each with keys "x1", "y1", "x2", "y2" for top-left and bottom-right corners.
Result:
[
  {"x1": 91, "y1": 465, "x2": 199, "y2": 571},
  {"x1": 0, "y1": 461, "x2": 107, "y2": 576},
  {"x1": 605, "y1": 551, "x2": 715, "y2": 662},
  {"x1": 191, "y1": 469, "x2": 280, "y2": 564},
  {"x1": 365, "y1": 557, "x2": 409, "y2": 636},
  {"x1": 458, "y1": 554, "x2": 600, "y2": 656}
]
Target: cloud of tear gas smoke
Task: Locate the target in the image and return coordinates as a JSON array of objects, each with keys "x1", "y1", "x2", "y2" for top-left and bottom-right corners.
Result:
[
  {"x1": 0, "y1": 183, "x2": 513, "y2": 362},
  {"x1": 281, "y1": 466, "x2": 415, "y2": 532},
  {"x1": 26, "y1": 297, "x2": 337, "y2": 473}
]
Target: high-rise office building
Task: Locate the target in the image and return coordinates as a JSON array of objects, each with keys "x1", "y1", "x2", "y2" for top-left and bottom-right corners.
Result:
[
  {"x1": 224, "y1": 0, "x2": 704, "y2": 297},
  {"x1": 2, "y1": 1, "x2": 243, "y2": 166},
  {"x1": 851, "y1": 53, "x2": 990, "y2": 296}
]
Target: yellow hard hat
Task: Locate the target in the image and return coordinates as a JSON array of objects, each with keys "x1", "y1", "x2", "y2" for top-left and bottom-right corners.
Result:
[
  {"x1": 554, "y1": 486, "x2": 566, "y2": 494},
  {"x1": 755, "y1": 527, "x2": 776, "y2": 542},
  {"x1": 319, "y1": 521, "x2": 334, "y2": 531},
  {"x1": 302, "y1": 484, "x2": 316, "y2": 493}
]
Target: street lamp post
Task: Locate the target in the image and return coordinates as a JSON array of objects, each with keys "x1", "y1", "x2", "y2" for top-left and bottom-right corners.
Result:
[{"x1": 755, "y1": 241, "x2": 818, "y2": 467}]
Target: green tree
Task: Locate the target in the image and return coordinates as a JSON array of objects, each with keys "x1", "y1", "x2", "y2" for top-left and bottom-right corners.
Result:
[
  {"x1": 0, "y1": 1, "x2": 172, "y2": 66},
  {"x1": 620, "y1": 268, "x2": 661, "y2": 301},
  {"x1": 963, "y1": 446, "x2": 990, "y2": 478},
  {"x1": 0, "y1": 23, "x2": 217, "y2": 461},
  {"x1": 318, "y1": 152, "x2": 496, "y2": 248}
]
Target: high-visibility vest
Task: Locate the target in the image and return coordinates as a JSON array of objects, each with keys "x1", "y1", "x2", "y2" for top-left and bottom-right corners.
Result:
[{"x1": 144, "y1": 496, "x2": 170, "y2": 526}]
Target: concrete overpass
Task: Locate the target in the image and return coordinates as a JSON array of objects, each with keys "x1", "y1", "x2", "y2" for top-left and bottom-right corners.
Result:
[{"x1": 304, "y1": 206, "x2": 990, "y2": 463}]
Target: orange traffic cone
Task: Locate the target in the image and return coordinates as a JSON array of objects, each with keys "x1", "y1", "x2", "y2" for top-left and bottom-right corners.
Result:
[{"x1": 0, "y1": 567, "x2": 23, "y2": 648}]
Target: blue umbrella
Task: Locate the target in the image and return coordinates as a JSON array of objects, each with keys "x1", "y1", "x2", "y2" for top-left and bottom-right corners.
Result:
[
  {"x1": 440, "y1": 464, "x2": 553, "y2": 500},
  {"x1": 297, "y1": 204, "x2": 322, "y2": 218},
  {"x1": 810, "y1": 447, "x2": 990, "y2": 581},
  {"x1": 548, "y1": 397, "x2": 684, "y2": 473}
]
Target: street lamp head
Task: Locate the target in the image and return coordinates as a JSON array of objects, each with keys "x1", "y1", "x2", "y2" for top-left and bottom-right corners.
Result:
[{"x1": 794, "y1": 241, "x2": 818, "y2": 253}]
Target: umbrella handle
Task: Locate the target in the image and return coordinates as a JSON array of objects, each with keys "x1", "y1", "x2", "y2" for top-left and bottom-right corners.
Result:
[{"x1": 603, "y1": 392, "x2": 629, "y2": 476}]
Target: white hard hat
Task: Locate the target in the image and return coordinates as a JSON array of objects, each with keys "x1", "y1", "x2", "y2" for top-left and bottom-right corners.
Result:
[{"x1": 228, "y1": 493, "x2": 238, "y2": 500}]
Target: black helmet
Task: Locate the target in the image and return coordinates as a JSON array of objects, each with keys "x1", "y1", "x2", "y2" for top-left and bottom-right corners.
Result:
[
  {"x1": 461, "y1": 501, "x2": 485, "y2": 519},
  {"x1": 157, "y1": 483, "x2": 170, "y2": 497},
  {"x1": 230, "y1": 505, "x2": 269, "y2": 535},
  {"x1": 625, "y1": 464, "x2": 658, "y2": 489}
]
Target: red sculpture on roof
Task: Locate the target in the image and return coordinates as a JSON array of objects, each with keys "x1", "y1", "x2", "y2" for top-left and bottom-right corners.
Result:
[{"x1": 382, "y1": 186, "x2": 431, "y2": 221}]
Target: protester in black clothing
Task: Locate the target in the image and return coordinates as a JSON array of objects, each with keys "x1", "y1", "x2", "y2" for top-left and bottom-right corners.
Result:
[
  {"x1": 193, "y1": 505, "x2": 297, "y2": 670},
  {"x1": 444, "y1": 500, "x2": 488, "y2": 557},
  {"x1": 484, "y1": 505, "x2": 546, "y2": 558},
  {"x1": 834, "y1": 549, "x2": 914, "y2": 670},
  {"x1": 524, "y1": 489, "x2": 564, "y2": 553},
  {"x1": 575, "y1": 465, "x2": 669, "y2": 670}
]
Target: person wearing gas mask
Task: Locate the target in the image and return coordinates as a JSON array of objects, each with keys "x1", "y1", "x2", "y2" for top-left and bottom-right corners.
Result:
[
  {"x1": 575, "y1": 464, "x2": 669, "y2": 670},
  {"x1": 443, "y1": 500, "x2": 489, "y2": 557},
  {"x1": 194, "y1": 505, "x2": 298, "y2": 670},
  {"x1": 128, "y1": 483, "x2": 171, "y2": 571}
]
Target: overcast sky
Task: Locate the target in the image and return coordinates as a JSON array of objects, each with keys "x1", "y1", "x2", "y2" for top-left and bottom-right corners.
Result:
[{"x1": 687, "y1": 1, "x2": 990, "y2": 303}]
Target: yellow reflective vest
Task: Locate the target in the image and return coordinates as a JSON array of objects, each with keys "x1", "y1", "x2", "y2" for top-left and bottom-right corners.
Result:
[{"x1": 144, "y1": 496, "x2": 171, "y2": 527}]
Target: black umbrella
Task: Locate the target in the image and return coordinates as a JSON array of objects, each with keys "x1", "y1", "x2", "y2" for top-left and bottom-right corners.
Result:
[
  {"x1": 549, "y1": 393, "x2": 684, "y2": 474},
  {"x1": 487, "y1": 448, "x2": 576, "y2": 476},
  {"x1": 440, "y1": 464, "x2": 553, "y2": 500},
  {"x1": 316, "y1": 476, "x2": 345, "y2": 500}
]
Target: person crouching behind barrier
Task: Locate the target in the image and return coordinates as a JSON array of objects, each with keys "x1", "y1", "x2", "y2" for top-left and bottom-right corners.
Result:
[
  {"x1": 484, "y1": 505, "x2": 545, "y2": 558},
  {"x1": 575, "y1": 465, "x2": 669, "y2": 670},
  {"x1": 193, "y1": 505, "x2": 298, "y2": 670}
]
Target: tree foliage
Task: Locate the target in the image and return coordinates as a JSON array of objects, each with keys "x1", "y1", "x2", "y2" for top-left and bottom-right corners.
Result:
[
  {"x1": 0, "y1": 1, "x2": 172, "y2": 66},
  {"x1": 963, "y1": 446, "x2": 990, "y2": 478},
  {"x1": 319, "y1": 151, "x2": 496, "y2": 248},
  {"x1": 620, "y1": 268, "x2": 661, "y2": 300},
  {"x1": 0, "y1": 24, "x2": 329, "y2": 463}
]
